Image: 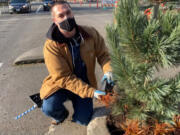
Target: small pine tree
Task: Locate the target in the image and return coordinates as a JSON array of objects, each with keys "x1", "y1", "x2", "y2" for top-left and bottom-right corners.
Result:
[{"x1": 106, "y1": 0, "x2": 180, "y2": 126}]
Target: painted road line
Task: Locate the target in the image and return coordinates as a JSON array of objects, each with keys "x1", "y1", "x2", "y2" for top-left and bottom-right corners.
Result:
[{"x1": 0, "y1": 63, "x2": 3, "y2": 68}]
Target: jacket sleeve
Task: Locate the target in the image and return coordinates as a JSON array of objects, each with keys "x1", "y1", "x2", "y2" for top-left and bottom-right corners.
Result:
[
  {"x1": 43, "y1": 41, "x2": 95, "y2": 98},
  {"x1": 93, "y1": 27, "x2": 112, "y2": 73}
]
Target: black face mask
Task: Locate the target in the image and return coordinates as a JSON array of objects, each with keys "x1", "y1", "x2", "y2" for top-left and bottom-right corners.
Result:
[{"x1": 59, "y1": 17, "x2": 76, "y2": 32}]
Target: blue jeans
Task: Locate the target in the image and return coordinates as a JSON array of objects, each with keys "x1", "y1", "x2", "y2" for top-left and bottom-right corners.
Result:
[{"x1": 42, "y1": 89, "x2": 93, "y2": 126}]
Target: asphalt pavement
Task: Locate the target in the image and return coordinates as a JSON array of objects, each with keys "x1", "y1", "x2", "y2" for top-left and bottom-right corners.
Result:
[
  {"x1": 1, "y1": 2, "x2": 180, "y2": 135},
  {"x1": 0, "y1": 3, "x2": 113, "y2": 135}
]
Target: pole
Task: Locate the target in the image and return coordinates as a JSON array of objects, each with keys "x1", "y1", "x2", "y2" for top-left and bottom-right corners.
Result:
[
  {"x1": 89, "y1": 0, "x2": 91, "y2": 7},
  {"x1": 97, "y1": 0, "x2": 98, "y2": 8},
  {"x1": 80, "y1": 0, "x2": 82, "y2": 6}
]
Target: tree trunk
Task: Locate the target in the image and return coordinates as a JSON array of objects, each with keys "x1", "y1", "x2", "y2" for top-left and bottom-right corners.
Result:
[{"x1": 153, "y1": 3, "x2": 159, "y2": 19}]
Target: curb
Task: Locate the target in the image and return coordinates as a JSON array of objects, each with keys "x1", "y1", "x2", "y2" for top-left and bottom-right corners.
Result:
[
  {"x1": 87, "y1": 107, "x2": 110, "y2": 135},
  {"x1": 13, "y1": 46, "x2": 44, "y2": 65},
  {"x1": 87, "y1": 116, "x2": 110, "y2": 135}
]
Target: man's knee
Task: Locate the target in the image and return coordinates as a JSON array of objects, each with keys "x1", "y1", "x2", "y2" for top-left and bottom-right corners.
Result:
[
  {"x1": 41, "y1": 90, "x2": 68, "y2": 116},
  {"x1": 42, "y1": 102, "x2": 55, "y2": 116},
  {"x1": 42, "y1": 100, "x2": 64, "y2": 116}
]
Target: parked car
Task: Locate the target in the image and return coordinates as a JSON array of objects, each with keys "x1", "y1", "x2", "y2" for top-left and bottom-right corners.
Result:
[
  {"x1": 8, "y1": 0, "x2": 31, "y2": 14},
  {"x1": 42, "y1": 0, "x2": 54, "y2": 11}
]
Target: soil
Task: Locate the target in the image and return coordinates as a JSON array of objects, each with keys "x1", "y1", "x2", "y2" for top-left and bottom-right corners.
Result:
[
  {"x1": 106, "y1": 114, "x2": 180, "y2": 135},
  {"x1": 106, "y1": 114, "x2": 125, "y2": 135}
]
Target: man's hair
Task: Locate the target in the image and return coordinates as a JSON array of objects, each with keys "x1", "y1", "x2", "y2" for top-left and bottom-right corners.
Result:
[{"x1": 51, "y1": 0, "x2": 71, "y2": 12}]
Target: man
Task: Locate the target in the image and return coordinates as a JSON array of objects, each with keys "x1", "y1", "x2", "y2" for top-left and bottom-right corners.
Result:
[{"x1": 40, "y1": 1, "x2": 113, "y2": 126}]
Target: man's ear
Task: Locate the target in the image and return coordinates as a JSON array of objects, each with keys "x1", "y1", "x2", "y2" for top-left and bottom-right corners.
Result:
[
  {"x1": 52, "y1": 17, "x2": 55, "y2": 23},
  {"x1": 52, "y1": 18, "x2": 58, "y2": 25}
]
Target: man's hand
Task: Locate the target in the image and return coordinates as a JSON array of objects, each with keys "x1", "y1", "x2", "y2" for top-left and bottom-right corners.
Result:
[
  {"x1": 101, "y1": 72, "x2": 114, "y2": 85},
  {"x1": 94, "y1": 90, "x2": 106, "y2": 99}
]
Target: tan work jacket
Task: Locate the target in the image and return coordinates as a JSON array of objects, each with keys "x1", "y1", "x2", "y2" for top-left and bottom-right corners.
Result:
[{"x1": 40, "y1": 25, "x2": 111, "y2": 99}]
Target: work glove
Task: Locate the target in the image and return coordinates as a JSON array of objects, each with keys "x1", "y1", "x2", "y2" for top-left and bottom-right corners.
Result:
[
  {"x1": 94, "y1": 90, "x2": 106, "y2": 99},
  {"x1": 101, "y1": 72, "x2": 114, "y2": 86}
]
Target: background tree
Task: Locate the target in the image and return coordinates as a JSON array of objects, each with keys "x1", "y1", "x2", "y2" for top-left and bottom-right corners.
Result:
[{"x1": 148, "y1": 0, "x2": 179, "y2": 19}]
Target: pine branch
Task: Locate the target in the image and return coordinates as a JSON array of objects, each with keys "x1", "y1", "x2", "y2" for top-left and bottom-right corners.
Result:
[{"x1": 106, "y1": 0, "x2": 180, "y2": 125}]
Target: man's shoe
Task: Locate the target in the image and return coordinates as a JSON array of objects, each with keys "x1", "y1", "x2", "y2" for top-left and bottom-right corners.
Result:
[
  {"x1": 51, "y1": 119, "x2": 60, "y2": 125},
  {"x1": 51, "y1": 110, "x2": 69, "y2": 125}
]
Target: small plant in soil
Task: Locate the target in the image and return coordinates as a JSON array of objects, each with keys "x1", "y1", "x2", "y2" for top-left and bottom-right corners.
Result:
[{"x1": 106, "y1": 0, "x2": 180, "y2": 134}]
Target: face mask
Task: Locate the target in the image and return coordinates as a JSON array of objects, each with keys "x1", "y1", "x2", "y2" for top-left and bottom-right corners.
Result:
[{"x1": 59, "y1": 17, "x2": 76, "y2": 32}]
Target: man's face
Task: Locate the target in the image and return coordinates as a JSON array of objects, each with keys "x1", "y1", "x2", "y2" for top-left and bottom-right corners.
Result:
[{"x1": 52, "y1": 4, "x2": 74, "y2": 26}]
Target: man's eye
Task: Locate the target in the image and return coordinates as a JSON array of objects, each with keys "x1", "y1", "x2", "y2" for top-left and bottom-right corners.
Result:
[{"x1": 59, "y1": 14, "x2": 64, "y2": 18}]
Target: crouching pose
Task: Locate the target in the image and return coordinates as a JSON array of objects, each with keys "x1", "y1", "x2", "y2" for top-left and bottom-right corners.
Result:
[{"x1": 40, "y1": 1, "x2": 113, "y2": 126}]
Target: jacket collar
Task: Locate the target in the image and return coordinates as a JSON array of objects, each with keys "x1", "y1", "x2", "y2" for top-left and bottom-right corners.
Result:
[{"x1": 46, "y1": 23, "x2": 90, "y2": 44}]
